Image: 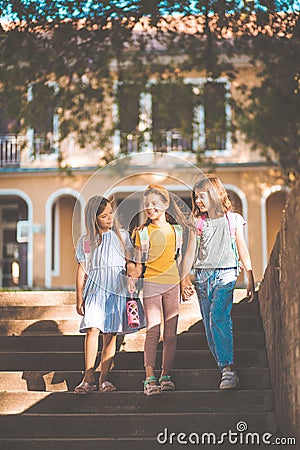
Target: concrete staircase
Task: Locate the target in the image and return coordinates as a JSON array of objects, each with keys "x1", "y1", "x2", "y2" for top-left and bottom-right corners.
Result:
[{"x1": 0, "y1": 291, "x2": 278, "y2": 449}]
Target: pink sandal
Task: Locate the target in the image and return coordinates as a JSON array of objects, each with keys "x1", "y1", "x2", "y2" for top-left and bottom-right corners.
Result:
[
  {"x1": 159, "y1": 375, "x2": 175, "y2": 391},
  {"x1": 74, "y1": 380, "x2": 97, "y2": 394}
]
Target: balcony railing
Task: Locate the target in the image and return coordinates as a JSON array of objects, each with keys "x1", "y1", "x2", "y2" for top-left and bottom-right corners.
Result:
[
  {"x1": 120, "y1": 132, "x2": 141, "y2": 154},
  {"x1": 154, "y1": 130, "x2": 193, "y2": 153},
  {"x1": 32, "y1": 134, "x2": 57, "y2": 156},
  {"x1": 0, "y1": 135, "x2": 22, "y2": 168},
  {"x1": 120, "y1": 130, "x2": 193, "y2": 154}
]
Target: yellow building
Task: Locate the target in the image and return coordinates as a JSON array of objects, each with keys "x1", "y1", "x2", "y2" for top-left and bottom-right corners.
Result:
[{"x1": 0, "y1": 56, "x2": 289, "y2": 289}]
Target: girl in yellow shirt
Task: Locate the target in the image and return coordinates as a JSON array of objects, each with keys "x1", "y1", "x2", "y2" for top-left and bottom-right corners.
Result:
[{"x1": 133, "y1": 184, "x2": 195, "y2": 396}]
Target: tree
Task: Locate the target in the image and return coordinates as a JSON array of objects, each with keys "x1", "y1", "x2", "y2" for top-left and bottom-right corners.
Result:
[
  {"x1": 0, "y1": 1, "x2": 298, "y2": 169},
  {"x1": 236, "y1": 12, "x2": 300, "y2": 180}
]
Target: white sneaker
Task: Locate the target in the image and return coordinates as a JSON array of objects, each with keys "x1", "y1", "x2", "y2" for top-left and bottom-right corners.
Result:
[{"x1": 219, "y1": 367, "x2": 239, "y2": 390}]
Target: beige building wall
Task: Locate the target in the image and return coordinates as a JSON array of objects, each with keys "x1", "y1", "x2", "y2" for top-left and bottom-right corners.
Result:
[{"x1": 0, "y1": 162, "x2": 289, "y2": 289}]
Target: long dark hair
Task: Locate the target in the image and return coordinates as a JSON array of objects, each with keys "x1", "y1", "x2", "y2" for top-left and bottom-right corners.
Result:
[{"x1": 84, "y1": 195, "x2": 124, "y2": 251}]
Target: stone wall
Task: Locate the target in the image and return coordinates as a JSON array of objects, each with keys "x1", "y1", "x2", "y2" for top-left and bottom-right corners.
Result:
[{"x1": 259, "y1": 180, "x2": 300, "y2": 441}]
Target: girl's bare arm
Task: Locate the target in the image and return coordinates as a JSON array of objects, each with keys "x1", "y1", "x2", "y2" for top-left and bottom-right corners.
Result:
[
  {"x1": 236, "y1": 224, "x2": 255, "y2": 302},
  {"x1": 180, "y1": 229, "x2": 197, "y2": 300},
  {"x1": 76, "y1": 263, "x2": 86, "y2": 315},
  {"x1": 133, "y1": 247, "x2": 144, "y2": 278}
]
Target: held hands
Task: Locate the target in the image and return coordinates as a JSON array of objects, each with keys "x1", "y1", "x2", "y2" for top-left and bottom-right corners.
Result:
[
  {"x1": 126, "y1": 262, "x2": 143, "y2": 294},
  {"x1": 126, "y1": 262, "x2": 142, "y2": 282},
  {"x1": 181, "y1": 276, "x2": 195, "y2": 302}
]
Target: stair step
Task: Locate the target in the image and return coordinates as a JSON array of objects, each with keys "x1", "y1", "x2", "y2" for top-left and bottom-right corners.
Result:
[
  {"x1": 0, "y1": 349, "x2": 268, "y2": 371},
  {"x1": 0, "y1": 412, "x2": 277, "y2": 438},
  {"x1": 0, "y1": 291, "x2": 277, "y2": 445},
  {"x1": 0, "y1": 320, "x2": 80, "y2": 336},
  {"x1": 0, "y1": 368, "x2": 271, "y2": 391},
  {"x1": 0, "y1": 289, "x2": 249, "y2": 306},
  {"x1": 0, "y1": 306, "x2": 77, "y2": 320},
  {"x1": 0, "y1": 300, "x2": 259, "y2": 318},
  {"x1": 0, "y1": 291, "x2": 76, "y2": 306},
  {"x1": 0, "y1": 437, "x2": 279, "y2": 450},
  {"x1": 0, "y1": 331, "x2": 265, "y2": 352},
  {"x1": 0, "y1": 315, "x2": 263, "y2": 336},
  {"x1": 176, "y1": 331, "x2": 265, "y2": 349},
  {"x1": 0, "y1": 390, "x2": 274, "y2": 415},
  {"x1": 184, "y1": 316, "x2": 263, "y2": 332}
]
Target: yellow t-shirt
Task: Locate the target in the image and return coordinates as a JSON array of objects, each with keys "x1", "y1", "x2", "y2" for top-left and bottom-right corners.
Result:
[{"x1": 135, "y1": 223, "x2": 180, "y2": 285}]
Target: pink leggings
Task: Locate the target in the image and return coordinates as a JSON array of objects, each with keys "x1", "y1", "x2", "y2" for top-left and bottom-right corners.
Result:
[{"x1": 143, "y1": 282, "x2": 180, "y2": 372}]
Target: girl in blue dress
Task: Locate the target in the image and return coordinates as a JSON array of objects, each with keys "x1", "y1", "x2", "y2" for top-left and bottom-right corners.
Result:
[{"x1": 74, "y1": 195, "x2": 144, "y2": 394}]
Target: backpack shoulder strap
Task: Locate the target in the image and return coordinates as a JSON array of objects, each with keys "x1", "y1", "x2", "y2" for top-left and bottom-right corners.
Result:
[
  {"x1": 194, "y1": 216, "x2": 206, "y2": 265},
  {"x1": 226, "y1": 211, "x2": 237, "y2": 238},
  {"x1": 172, "y1": 224, "x2": 183, "y2": 260},
  {"x1": 226, "y1": 211, "x2": 241, "y2": 273},
  {"x1": 196, "y1": 215, "x2": 206, "y2": 236},
  {"x1": 137, "y1": 226, "x2": 150, "y2": 258},
  {"x1": 83, "y1": 239, "x2": 91, "y2": 254},
  {"x1": 83, "y1": 238, "x2": 91, "y2": 273}
]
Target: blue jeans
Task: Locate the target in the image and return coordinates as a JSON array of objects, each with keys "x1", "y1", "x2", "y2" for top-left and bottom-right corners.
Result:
[{"x1": 194, "y1": 268, "x2": 237, "y2": 369}]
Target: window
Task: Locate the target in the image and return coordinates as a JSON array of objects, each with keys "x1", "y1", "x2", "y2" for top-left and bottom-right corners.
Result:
[
  {"x1": 116, "y1": 78, "x2": 230, "y2": 154},
  {"x1": 118, "y1": 84, "x2": 141, "y2": 154},
  {"x1": 203, "y1": 81, "x2": 227, "y2": 151},
  {"x1": 151, "y1": 82, "x2": 194, "y2": 152},
  {"x1": 28, "y1": 82, "x2": 59, "y2": 157},
  {"x1": 32, "y1": 107, "x2": 57, "y2": 156},
  {"x1": 0, "y1": 108, "x2": 20, "y2": 135}
]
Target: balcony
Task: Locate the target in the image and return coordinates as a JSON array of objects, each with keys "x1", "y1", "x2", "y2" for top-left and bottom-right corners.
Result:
[
  {"x1": 0, "y1": 135, "x2": 22, "y2": 168},
  {"x1": 119, "y1": 129, "x2": 193, "y2": 154}
]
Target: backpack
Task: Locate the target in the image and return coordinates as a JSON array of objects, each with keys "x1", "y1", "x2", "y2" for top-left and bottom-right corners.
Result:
[
  {"x1": 137, "y1": 223, "x2": 183, "y2": 263},
  {"x1": 195, "y1": 211, "x2": 240, "y2": 272}
]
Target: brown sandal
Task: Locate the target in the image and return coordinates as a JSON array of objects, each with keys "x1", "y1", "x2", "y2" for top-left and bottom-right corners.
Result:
[
  {"x1": 74, "y1": 380, "x2": 97, "y2": 394},
  {"x1": 99, "y1": 381, "x2": 117, "y2": 392}
]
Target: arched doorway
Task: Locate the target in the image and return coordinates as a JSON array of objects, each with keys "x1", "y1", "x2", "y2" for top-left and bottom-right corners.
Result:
[
  {"x1": 45, "y1": 190, "x2": 84, "y2": 289},
  {"x1": 50, "y1": 195, "x2": 78, "y2": 289},
  {"x1": 0, "y1": 195, "x2": 29, "y2": 288}
]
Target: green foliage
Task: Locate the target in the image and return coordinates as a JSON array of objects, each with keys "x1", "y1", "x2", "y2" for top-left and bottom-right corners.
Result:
[
  {"x1": 0, "y1": 0, "x2": 299, "y2": 170},
  {"x1": 236, "y1": 16, "x2": 300, "y2": 178}
]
